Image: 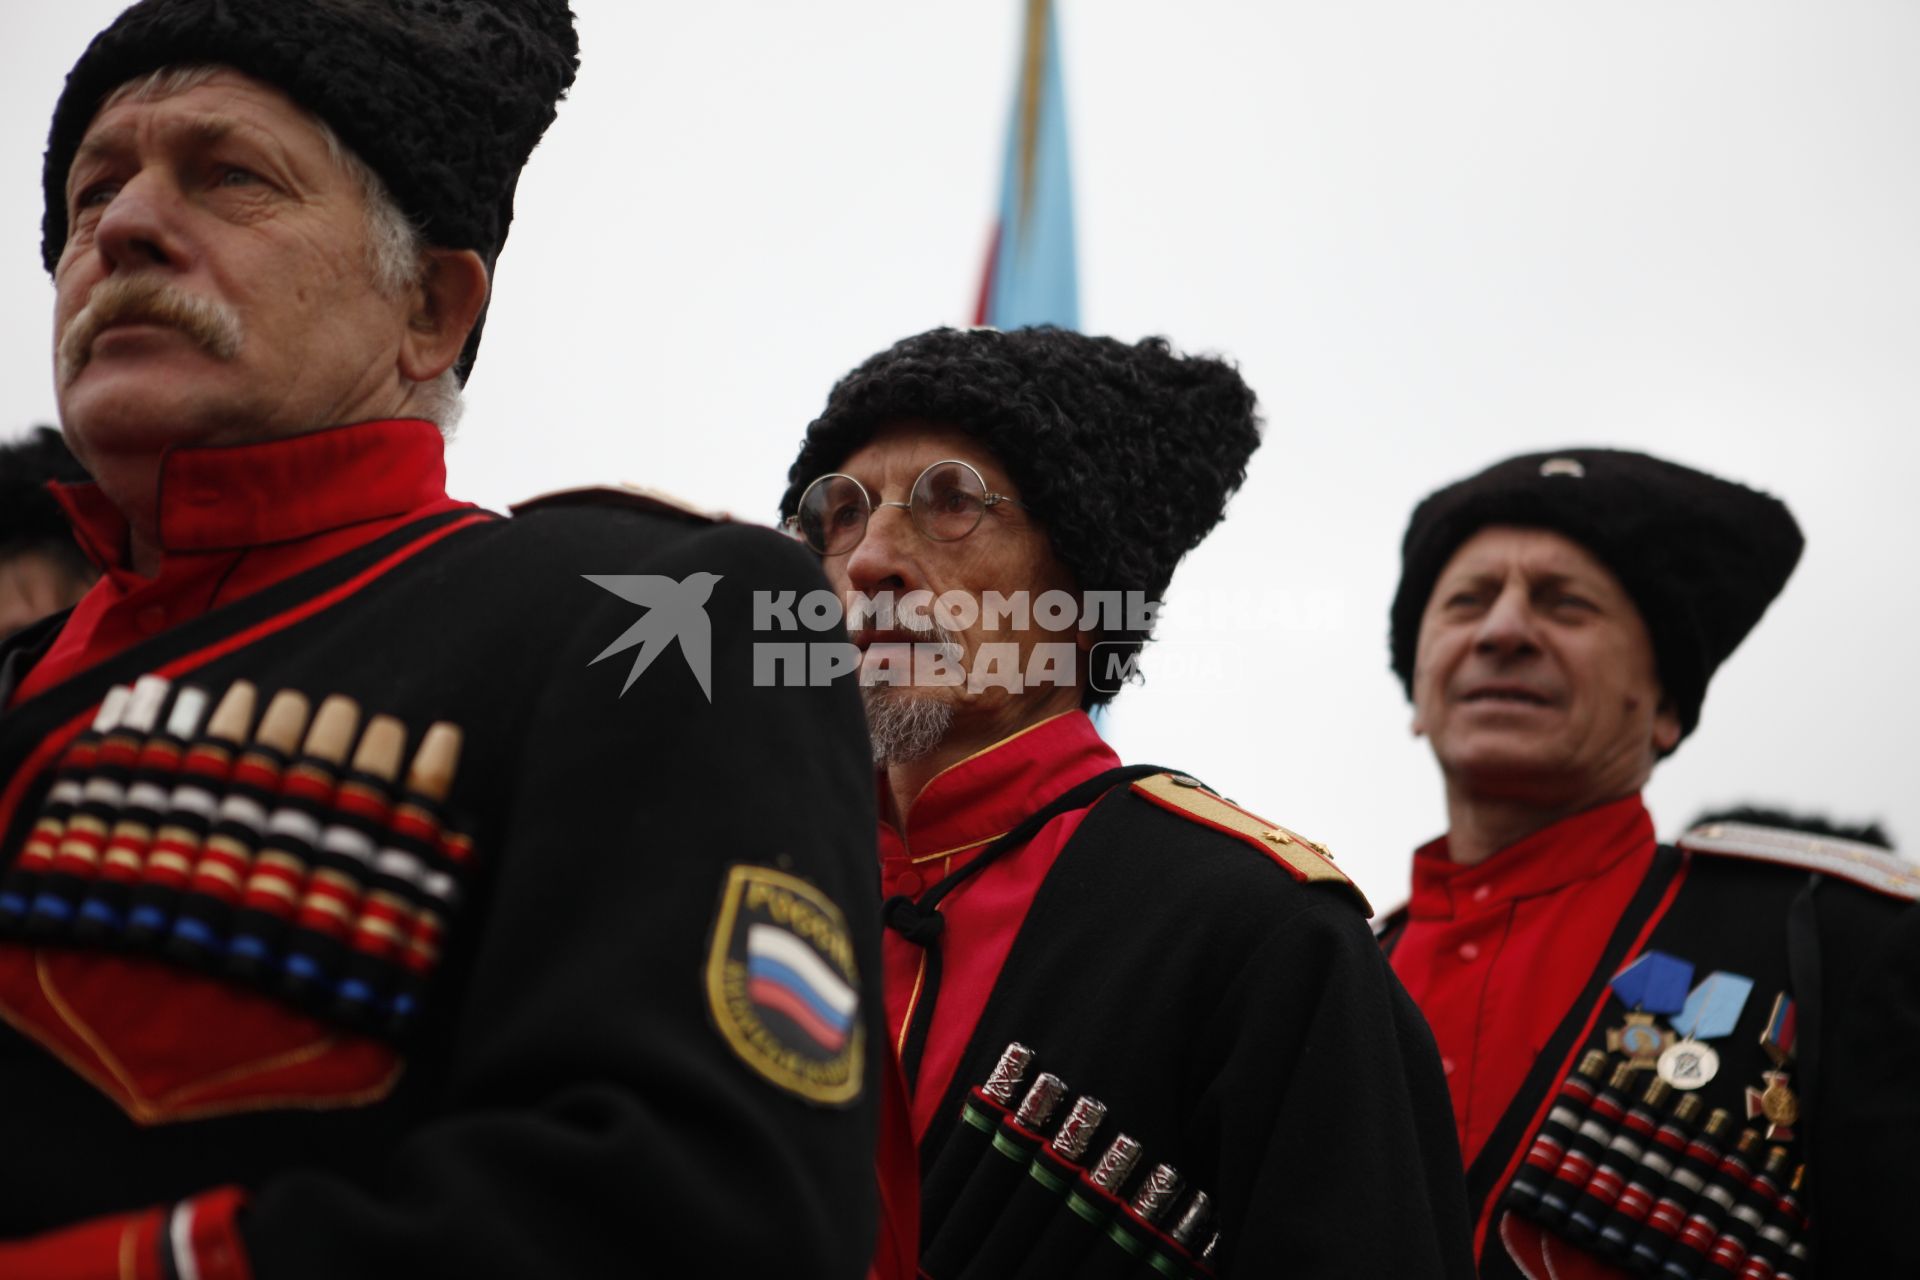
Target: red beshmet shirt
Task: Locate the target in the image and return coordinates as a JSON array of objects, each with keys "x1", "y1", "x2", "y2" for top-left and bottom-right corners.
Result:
[
  {"x1": 1388, "y1": 793, "x2": 1657, "y2": 1165},
  {"x1": 13, "y1": 419, "x2": 472, "y2": 704},
  {"x1": 878, "y1": 708, "x2": 1119, "y2": 1142}
]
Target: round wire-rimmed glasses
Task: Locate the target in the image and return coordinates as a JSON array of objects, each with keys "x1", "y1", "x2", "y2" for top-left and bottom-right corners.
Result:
[{"x1": 786, "y1": 459, "x2": 1026, "y2": 555}]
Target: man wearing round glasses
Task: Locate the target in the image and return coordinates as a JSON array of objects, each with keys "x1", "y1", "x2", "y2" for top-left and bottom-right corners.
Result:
[
  {"x1": 791, "y1": 458, "x2": 1026, "y2": 556},
  {"x1": 781, "y1": 326, "x2": 1472, "y2": 1278},
  {"x1": 786, "y1": 450, "x2": 1071, "y2": 778}
]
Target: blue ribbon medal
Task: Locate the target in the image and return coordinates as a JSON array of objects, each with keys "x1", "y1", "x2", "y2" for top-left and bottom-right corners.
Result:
[
  {"x1": 1655, "y1": 969, "x2": 1753, "y2": 1090},
  {"x1": 1606, "y1": 951, "x2": 1693, "y2": 1067}
]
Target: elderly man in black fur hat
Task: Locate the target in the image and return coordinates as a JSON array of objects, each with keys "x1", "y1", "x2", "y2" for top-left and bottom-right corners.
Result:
[
  {"x1": 0, "y1": 427, "x2": 96, "y2": 640},
  {"x1": 0, "y1": 2, "x2": 881, "y2": 1276},
  {"x1": 1376, "y1": 449, "x2": 1920, "y2": 1277},
  {"x1": 781, "y1": 326, "x2": 1475, "y2": 1279}
]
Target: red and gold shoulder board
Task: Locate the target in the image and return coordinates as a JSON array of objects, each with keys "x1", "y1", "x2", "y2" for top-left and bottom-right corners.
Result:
[
  {"x1": 509, "y1": 483, "x2": 728, "y2": 524},
  {"x1": 1680, "y1": 820, "x2": 1920, "y2": 901},
  {"x1": 1131, "y1": 772, "x2": 1371, "y2": 916}
]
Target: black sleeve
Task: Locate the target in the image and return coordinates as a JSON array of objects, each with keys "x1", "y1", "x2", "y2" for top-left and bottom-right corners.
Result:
[
  {"x1": 1806, "y1": 888, "x2": 1920, "y2": 1275},
  {"x1": 241, "y1": 523, "x2": 884, "y2": 1277},
  {"x1": 1205, "y1": 899, "x2": 1476, "y2": 1278}
]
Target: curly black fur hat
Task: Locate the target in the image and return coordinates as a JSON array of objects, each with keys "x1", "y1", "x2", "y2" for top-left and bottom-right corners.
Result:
[
  {"x1": 780, "y1": 326, "x2": 1263, "y2": 706},
  {"x1": 1, "y1": 426, "x2": 92, "y2": 575},
  {"x1": 40, "y1": 0, "x2": 580, "y2": 381},
  {"x1": 1389, "y1": 447, "x2": 1803, "y2": 743}
]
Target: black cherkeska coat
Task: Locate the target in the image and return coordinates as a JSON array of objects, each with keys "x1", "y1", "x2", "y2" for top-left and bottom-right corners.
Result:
[
  {"x1": 0, "y1": 494, "x2": 883, "y2": 1278},
  {"x1": 1383, "y1": 826, "x2": 1920, "y2": 1278},
  {"x1": 906, "y1": 772, "x2": 1477, "y2": 1279}
]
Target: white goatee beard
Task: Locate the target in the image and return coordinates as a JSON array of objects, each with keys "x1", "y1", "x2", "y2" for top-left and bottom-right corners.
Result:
[
  {"x1": 863, "y1": 687, "x2": 956, "y2": 767},
  {"x1": 858, "y1": 613, "x2": 965, "y2": 767}
]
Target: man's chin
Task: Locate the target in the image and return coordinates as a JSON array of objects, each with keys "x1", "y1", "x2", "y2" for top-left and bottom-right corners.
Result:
[
  {"x1": 862, "y1": 686, "x2": 956, "y2": 767},
  {"x1": 60, "y1": 375, "x2": 241, "y2": 452},
  {"x1": 1444, "y1": 746, "x2": 1592, "y2": 803}
]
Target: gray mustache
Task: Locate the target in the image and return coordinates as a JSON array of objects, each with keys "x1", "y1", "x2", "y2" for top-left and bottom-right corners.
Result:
[{"x1": 58, "y1": 276, "x2": 243, "y2": 386}]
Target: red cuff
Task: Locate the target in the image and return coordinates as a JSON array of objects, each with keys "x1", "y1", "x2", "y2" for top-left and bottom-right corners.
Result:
[
  {"x1": 166, "y1": 1186, "x2": 252, "y2": 1280},
  {"x1": 0, "y1": 1186, "x2": 249, "y2": 1280}
]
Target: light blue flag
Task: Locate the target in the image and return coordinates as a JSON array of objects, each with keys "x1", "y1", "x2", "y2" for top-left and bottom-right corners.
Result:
[{"x1": 975, "y1": 0, "x2": 1079, "y2": 330}]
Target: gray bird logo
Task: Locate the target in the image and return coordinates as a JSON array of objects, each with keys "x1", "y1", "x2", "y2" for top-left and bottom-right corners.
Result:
[{"x1": 584, "y1": 572, "x2": 723, "y2": 700}]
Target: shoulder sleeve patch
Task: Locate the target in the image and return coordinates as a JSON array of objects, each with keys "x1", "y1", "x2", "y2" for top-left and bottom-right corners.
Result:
[
  {"x1": 705, "y1": 864, "x2": 865, "y2": 1106},
  {"x1": 1680, "y1": 821, "x2": 1920, "y2": 901},
  {"x1": 1131, "y1": 773, "x2": 1372, "y2": 916},
  {"x1": 510, "y1": 483, "x2": 729, "y2": 524}
]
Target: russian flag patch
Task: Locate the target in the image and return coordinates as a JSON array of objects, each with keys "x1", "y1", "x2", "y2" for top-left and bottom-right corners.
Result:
[{"x1": 706, "y1": 864, "x2": 863, "y2": 1105}]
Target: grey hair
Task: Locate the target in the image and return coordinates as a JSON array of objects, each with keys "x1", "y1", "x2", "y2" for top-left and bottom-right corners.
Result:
[{"x1": 98, "y1": 66, "x2": 465, "y2": 431}]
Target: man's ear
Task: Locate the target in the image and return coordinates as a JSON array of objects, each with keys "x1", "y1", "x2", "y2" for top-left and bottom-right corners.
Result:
[
  {"x1": 1652, "y1": 695, "x2": 1683, "y2": 756},
  {"x1": 397, "y1": 248, "x2": 490, "y2": 383}
]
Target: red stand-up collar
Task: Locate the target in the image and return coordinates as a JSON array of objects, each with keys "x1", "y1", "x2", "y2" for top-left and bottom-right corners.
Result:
[
  {"x1": 12, "y1": 418, "x2": 467, "y2": 707},
  {"x1": 51, "y1": 418, "x2": 450, "y2": 576},
  {"x1": 1407, "y1": 793, "x2": 1654, "y2": 921},
  {"x1": 879, "y1": 710, "x2": 1120, "y2": 868}
]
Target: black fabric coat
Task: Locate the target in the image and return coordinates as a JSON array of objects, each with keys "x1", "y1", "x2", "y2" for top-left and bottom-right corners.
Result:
[
  {"x1": 0, "y1": 500, "x2": 882, "y2": 1277},
  {"x1": 1384, "y1": 841, "x2": 1920, "y2": 1278},
  {"x1": 915, "y1": 780, "x2": 1477, "y2": 1278}
]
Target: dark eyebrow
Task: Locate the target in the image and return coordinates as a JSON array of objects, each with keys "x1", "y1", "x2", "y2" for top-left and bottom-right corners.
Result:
[{"x1": 827, "y1": 472, "x2": 881, "y2": 502}]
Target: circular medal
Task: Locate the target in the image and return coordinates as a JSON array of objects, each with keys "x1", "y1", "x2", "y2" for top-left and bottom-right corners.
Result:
[{"x1": 1656, "y1": 1039, "x2": 1719, "y2": 1090}]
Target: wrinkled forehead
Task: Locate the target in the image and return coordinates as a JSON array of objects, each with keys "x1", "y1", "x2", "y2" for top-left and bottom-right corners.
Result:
[
  {"x1": 1430, "y1": 523, "x2": 1634, "y2": 598},
  {"x1": 78, "y1": 66, "x2": 337, "y2": 170},
  {"x1": 834, "y1": 421, "x2": 1021, "y2": 497}
]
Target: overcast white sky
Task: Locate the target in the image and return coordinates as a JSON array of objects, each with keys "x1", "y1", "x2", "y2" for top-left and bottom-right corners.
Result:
[{"x1": 4, "y1": 2, "x2": 1916, "y2": 907}]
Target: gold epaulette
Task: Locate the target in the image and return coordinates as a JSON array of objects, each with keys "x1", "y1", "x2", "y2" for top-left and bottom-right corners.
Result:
[
  {"x1": 1680, "y1": 821, "x2": 1920, "y2": 902},
  {"x1": 509, "y1": 483, "x2": 728, "y2": 524},
  {"x1": 1131, "y1": 773, "x2": 1371, "y2": 916}
]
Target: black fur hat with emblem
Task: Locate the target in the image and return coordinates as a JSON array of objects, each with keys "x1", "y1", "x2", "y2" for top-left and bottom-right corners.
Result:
[
  {"x1": 40, "y1": 0, "x2": 580, "y2": 381},
  {"x1": 1389, "y1": 447, "x2": 1804, "y2": 742},
  {"x1": 779, "y1": 325, "x2": 1264, "y2": 707}
]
